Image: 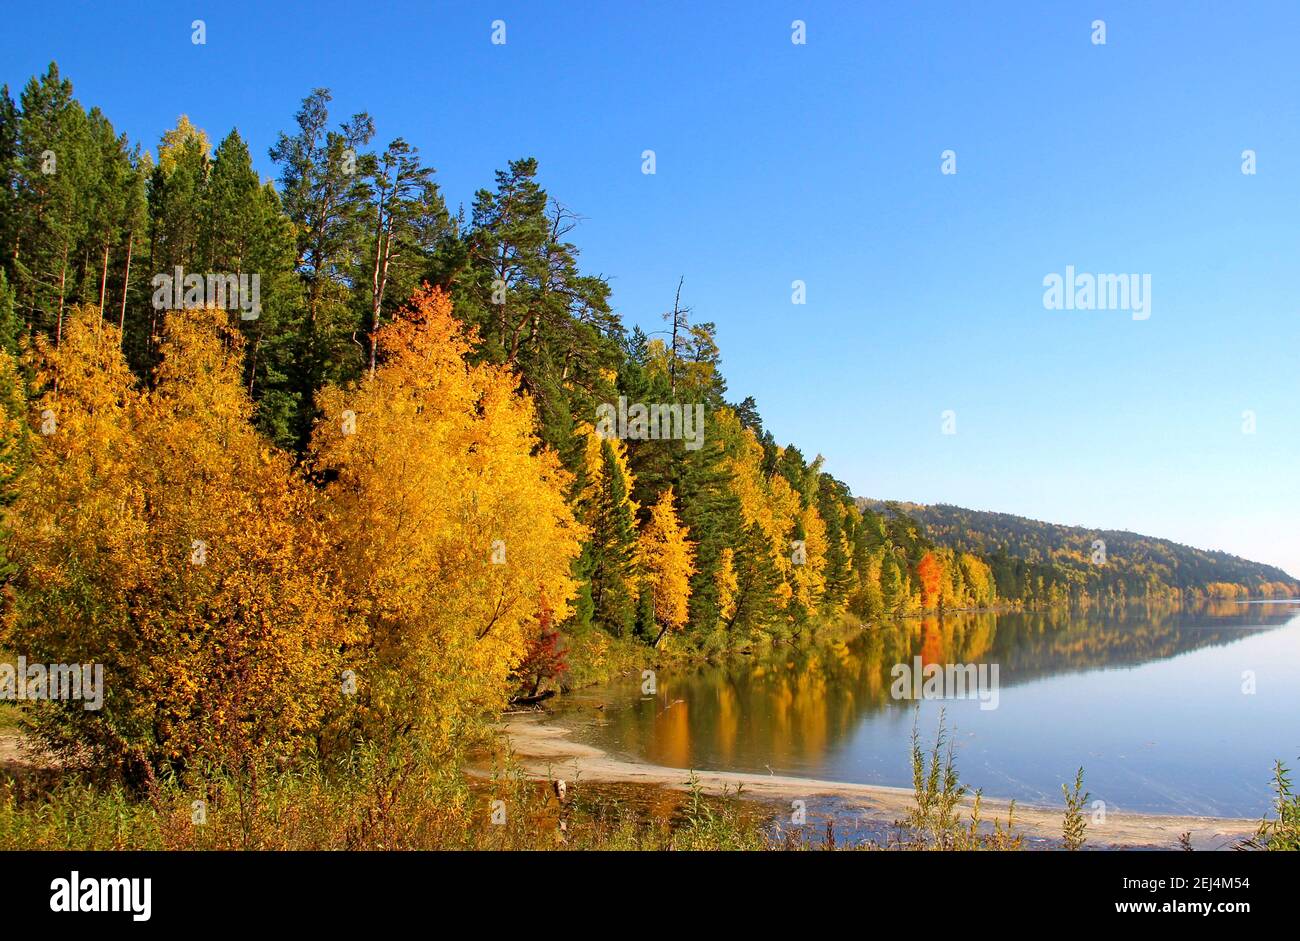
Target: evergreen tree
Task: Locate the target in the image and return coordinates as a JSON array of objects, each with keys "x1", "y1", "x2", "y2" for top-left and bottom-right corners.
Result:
[
  {"x1": 0, "y1": 85, "x2": 20, "y2": 273},
  {"x1": 728, "y1": 520, "x2": 783, "y2": 638},
  {"x1": 80, "y1": 108, "x2": 130, "y2": 314},
  {"x1": 362, "y1": 137, "x2": 449, "y2": 375},
  {"x1": 448, "y1": 157, "x2": 623, "y2": 458},
  {"x1": 582, "y1": 437, "x2": 638, "y2": 637},
  {"x1": 200, "y1": 129, "x2": 303, "y2": 445},
  {"x1": 269, "y1": 88, "x2": 375, "y2": 448},
  {"x1": 0, "y1": 270, "x2": 18, "y2": 354},
  {"x1": 12, "y1": 63, "x2": 92, "y2": 341},
  {"x1": 817, "y1": 474, "x2": 854, "y2": 613}
]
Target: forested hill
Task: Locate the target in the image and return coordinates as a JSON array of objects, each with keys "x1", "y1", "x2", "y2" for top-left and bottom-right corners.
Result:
[{"x1": 860, "y1": 500, "x2": 1299, "y2": 604}]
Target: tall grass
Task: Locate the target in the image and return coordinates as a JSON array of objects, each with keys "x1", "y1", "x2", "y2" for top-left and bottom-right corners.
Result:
[
  {"x1": 1239, "y1": 760, "x2": 1300, "y2": 851},
  {"x1": 901, "y1": 709, "x2": 1023, "y2": 850},
  {"x1": 0, "y1": 743, "x2": 770, "y2": 851},
  {"x1": 4, "y1": 716, "x2": 1293, "y2": 851},
  {"x1": 1061, "y1": 768, "x2": 1089, "y2": 851}
]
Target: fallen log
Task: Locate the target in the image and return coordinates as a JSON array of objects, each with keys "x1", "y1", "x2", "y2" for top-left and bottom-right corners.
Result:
[{"x1": 509, "y1": 689, "x2": 556, "y2": 707}]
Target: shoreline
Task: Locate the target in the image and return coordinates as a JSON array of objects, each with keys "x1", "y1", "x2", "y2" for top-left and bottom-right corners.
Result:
[{"x1": 499, "y1": 713, "x2": 1259, "y2": 850}]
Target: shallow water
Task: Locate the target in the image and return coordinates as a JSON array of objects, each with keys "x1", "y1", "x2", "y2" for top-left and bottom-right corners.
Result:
[{"x1": 553, "y1": 601, "x2": 1300, "y2": 817}]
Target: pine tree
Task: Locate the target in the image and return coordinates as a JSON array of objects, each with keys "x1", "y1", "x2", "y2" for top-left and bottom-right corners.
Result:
[
  {"x1": 362, "y1": 137, "x2": 449, "y2": 375},
  {"x1": 199, "y1": 129, "x2": 303, "y2": 446},
  {"x1": 12, "y1": 63, "x2": 93, "y2": 341},
  {"x1": 81, "y1": 108, "x2": 130, "y2": 316},
  {"x1": 115, "y1": 150, "x2": 149, "y2": 355},
  {"x1": 0, "y1": 85, "x2": 20, "y2": 275},
  {"x1": 0, "y1": 270, "x2": 18, "y2": 354},
  {"x1": 269, "y1": 88, "x2": 375, "y2": 448},
  {"x1": 579, "y1": 434, "x2": 639, "y2": 637},
  {"x1": 448, "y1": 157, "x2": 622, "y2": 457},
  {"x1": 677, "y1": 430, "x2": 744, "y2": 635},
  {"x1": 729, "y1": 520, "x2": 783, "y2": 637},
  {"x1": 817, "y1": 475, "x2": 854, "y2": 613},
  {"x1": 143, "y1": 116, "x2": 210, "y2": 372},
  {"x1": 881, "y1": 551, "x2": 905, "y2": 615}
]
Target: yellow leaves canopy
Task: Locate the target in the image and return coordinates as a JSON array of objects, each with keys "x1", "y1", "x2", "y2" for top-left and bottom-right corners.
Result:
[
  {"x1": 4, "y1": 306, "x2": 353, "y2": 779},
  {"x1": 312, "y1": 285, "x2": 583, "y2": 752},
  {"x1": 637, "y1": 487, "x2": 695, "y2": 642}
]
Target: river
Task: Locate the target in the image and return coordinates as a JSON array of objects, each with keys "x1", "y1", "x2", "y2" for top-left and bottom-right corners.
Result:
[{"x1": 549, "y1": 600, "x2": 1300, "y2": 818}]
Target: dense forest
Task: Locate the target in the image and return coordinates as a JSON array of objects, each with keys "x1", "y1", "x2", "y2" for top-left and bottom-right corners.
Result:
[
  {"x1": 0, "y1": 63, "x2": 1295, "y2": 781},
  {"x1": 868, "y1": 501, "x2": 1299, "y2": 606}
]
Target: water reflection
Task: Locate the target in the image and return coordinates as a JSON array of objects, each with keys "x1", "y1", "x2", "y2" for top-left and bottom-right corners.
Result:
[{"x1": 556, "y1": 601, "x2": 1300, "y2": 817}]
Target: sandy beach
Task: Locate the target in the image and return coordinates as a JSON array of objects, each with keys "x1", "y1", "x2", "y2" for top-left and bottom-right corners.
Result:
[{"x1": 500, "y1": 713, "x2": 1259, "y2": 850}]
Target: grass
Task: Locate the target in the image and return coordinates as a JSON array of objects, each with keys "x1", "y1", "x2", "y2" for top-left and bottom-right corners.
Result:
[
  {"x1": 895, "y1": 709, "x2": 1024, "y2": 851},
  {"x1": 1061, "y1": 767, "x2": 1090, "y2": 851},
  {"x1": 1239, "y1": 760, "x2": 1300, "y2": 851},
  {"x1": 0, "y1": 710, "x2": 1295, "y2": 851},
  {"x1": 0, "y1": 741, "x2": 773, "y2": 851}
]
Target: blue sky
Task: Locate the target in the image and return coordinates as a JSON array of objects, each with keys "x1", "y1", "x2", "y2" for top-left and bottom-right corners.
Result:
[{"x1": 4, "y1": 1, "x2": 1298, "y2": 576}]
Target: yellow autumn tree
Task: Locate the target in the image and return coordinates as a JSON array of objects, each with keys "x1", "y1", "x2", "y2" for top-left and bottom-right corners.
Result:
[
  {"x1": 791, "y1": 502, "x2": 828, "y2": 613},
  {"x1": 157, "y1": 114, "x2": 211, "y2": 173},
  {"x1": 715, "y1": 547, "x2": 738, "y2": 625},
  {"x1": 312, "y1": 285, "x2": 583, "y2": 754},
  {"x1": 636, "y1": 487, "x2": 696, "y2": 647},
  {"x1": 4, "y1": 306, "x2": 352, "y2": 782},
  {"x1": 722, "y1": 411, "x2": 785, "y2": 568}
]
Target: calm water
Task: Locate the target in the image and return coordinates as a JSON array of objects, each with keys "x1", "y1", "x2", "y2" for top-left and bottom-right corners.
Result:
[{"x1": 553, "y1": 601, "x2": 1300, "y2": 817}]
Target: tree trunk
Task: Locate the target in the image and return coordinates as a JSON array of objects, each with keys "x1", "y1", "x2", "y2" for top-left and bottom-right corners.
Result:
[
  {"x1": 248, "y1": 331, "x2": 262, "y2": 396},
  {"x1": 118, "y1": 230, "x2": 134, "y2": 343},
  {"x1": 98, "y1": 243, "x2": 110, "y2": 323},
  {"x1": 668, "y1": 276, "x2": 684, "y2": 396},
  {"x1": 56, "y1": 240, "x2": 68, "y2": 345}
]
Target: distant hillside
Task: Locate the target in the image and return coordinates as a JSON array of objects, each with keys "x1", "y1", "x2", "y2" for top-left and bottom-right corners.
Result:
[{"x1": 857, "y1": 500, "x2": 1299, "y2": 604}]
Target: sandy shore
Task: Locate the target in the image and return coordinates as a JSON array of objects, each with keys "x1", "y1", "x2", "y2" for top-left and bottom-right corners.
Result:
[{"x1": 499, "y1": 713, "x2": 1258, "y2": 850}]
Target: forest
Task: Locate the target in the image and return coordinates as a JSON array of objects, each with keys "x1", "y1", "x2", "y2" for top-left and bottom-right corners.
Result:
[
  {"x1": 0, "y1": 63, "x2": 1296, "y2": 789},
  {"x1": 865, "y1": 501, "x2": 1299, "y2": 607}
]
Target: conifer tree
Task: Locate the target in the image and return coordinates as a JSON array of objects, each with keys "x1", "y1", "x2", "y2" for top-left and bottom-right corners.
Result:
[
  {"x1": 363, "y1": 137, "x2": 449, "y2": 375},
  {"x1": 577, "y1": 432, "x2": 639, "y2": 637},
  {"x1": 447, "y1": 157, "x2": 622, "y2": 457},
  {"x1": 269, "y1": 88, "x2": 375, "y2": 448},
  {"x1": 12, "y1": 63, "x2": 92, "y2": 341}
]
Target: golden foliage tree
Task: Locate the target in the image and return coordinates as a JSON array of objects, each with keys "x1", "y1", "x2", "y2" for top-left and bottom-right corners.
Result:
[
  {"x1": 636, "y1": 487, "x2": 696, "y2": 647},
  {"x1": 4, "y1": 306, "x2": 352, "y2": 782},
  {"x1": 311, "y1": 285, "x2": 583, "y2": 754},
  {"x1": 715, "y1": 547, "x2": 738, "y2": 625}
]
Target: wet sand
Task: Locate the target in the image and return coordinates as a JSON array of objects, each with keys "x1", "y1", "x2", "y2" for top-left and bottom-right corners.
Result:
[{"x1": 500, "y1": 713, "x2": 1258, "y2": 850}]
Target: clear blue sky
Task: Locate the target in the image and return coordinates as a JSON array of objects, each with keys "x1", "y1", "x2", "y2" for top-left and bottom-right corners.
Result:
[{"x1": 4, "y1": 1, "x2": 1298, "y2": 577}]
